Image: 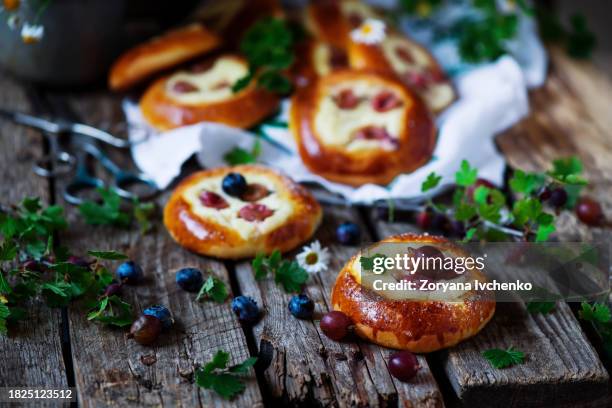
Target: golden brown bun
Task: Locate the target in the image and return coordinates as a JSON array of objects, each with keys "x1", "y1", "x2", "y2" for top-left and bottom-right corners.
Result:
[
  {"x1": 139, "y1": 55, "x2": 279, "y2": 131},
  {"x1": 163, "y1": 165, "x2": 322, "y2": 259},
  {"x1": 292, "y1": 39, "x2": 349, "y2": 88},
  {"x1": 108, "y1": 23, "x2": 221, "y2": 91},
  {"x1": 331, "y1": 234, "x2": 496, "y2": 352},
  {"x1": 348, "y1": 32, "x2": 456, "y2": 113},
  {"x1": 289, "y1": 69, "x2": 436, "y2": 186}
]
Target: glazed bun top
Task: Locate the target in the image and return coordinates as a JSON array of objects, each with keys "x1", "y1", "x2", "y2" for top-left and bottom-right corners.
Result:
[{"x1": 164, "y1": 55, "x2": 248, "y2": 105}]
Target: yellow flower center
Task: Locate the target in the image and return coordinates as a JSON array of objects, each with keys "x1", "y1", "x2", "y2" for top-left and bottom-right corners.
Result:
[
  {"x1": 305, "y1": 252, "x2": 318, "y2": 265},
  {"x1": 361, "y1": 24, "x2": 373, "y2": 35}
]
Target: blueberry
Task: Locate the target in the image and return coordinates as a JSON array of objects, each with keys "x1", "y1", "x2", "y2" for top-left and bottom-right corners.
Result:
[
  {"x1": 175, "y1": 267, "x2": 204, "y2": 292},
  {"x1": 143, "y1": 305, "x2": 173, "y2": 330},
  {"x1": 288, "y1": 294, "x2": 314, "y2": 319},
  {"x1": 222, "y1": 173, "x2": 248, "y2": 197},
  {"x1": 336, "y1": 222, "x2": 361, "y2": 245},
  {"x1": 549, "y1": 188, "x2": 568, "y2": 208},
  {"x1": 116, "y1": 261, "x2": 143, "y2": 285},
  {"x1": 231, "y1": 296, "x2": 260, "y2": 324}
]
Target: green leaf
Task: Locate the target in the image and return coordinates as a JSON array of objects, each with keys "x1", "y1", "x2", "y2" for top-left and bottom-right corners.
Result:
[
  {"x1": 535, "y1": 223, "x2": 555, "y2": 242},
  {"x1": 566, "y1": 13, "x2": 596, "y2": 59},
  {"x1": 509, "y1": 170, "x2": 545, "y2": 195},
  {"x1": 455, "y1": 160, "x2": 478, "y2": 187},
  {"x1": 196, "y1": 276, "x2": 228, "y2": 303},
  {"x1": 229, "y1": 357, "x2": 258, "y2": 374},
  {"x1": 87, "y1": 295, "x2": 133, "y2": 327},
  {"x1": 78, "y1": 188, "x2": 131, "y2": 228},
  {"x1": 579, "y1": 302, "x2": 611, "y2": 324},
  {"x1": 455, "y1": 202, "x2": 477, "y2": 221},
  {"x1": 275, "y1": 261, "x2": 308, "y2": 293},
  {"x1": 0, "y1": 271, "x2": 11, "y2": 295},
  {"x1": 232, "y1": 73, "x2": 254, "y2": 93},
  {"x1": 359, "y1": 254, "x2": 387, "y2": 271},
  {"x1": 252, "y1": 250, "x2": 282, "y2": 281},
  {"x1": 224, "y1": 140, "x2": 262, "y2": 166},
  {"x1": 526, "y1": 301, "x2": 556, "y2": 314},
  {"x1": 195, "y1": 351, "x2": 256, "y2": 400},
  {"x1": 548, "y1": 156, "x2": 583, "y2": 180},
  {"x1": 482, "y1": 347, "x2": 525, "y2": 369},
  {"x1": 87, "y1": 250, "x2": 128, "y2": 260},
  {"x1": 0, "y1": 303, "x2": 9, "y2": 335},
  {"x1": 462, "y1": 227, "x2": 477, "y2": 243},
  {"x1": 512, "y1": 198, "x2": 542, "y2": 226},
  {"x1": 472, "y1": 185, "x2": 490, "y2": 205},
  {"x1": 133, "y1": 200, "x2": 156, "y2": 235},
  {"x1": 0, "y1": 240, "x2": 17, "y2": 261},
  {"x1": 421, "y1": 172, "x2": 442, "y2": 192}
]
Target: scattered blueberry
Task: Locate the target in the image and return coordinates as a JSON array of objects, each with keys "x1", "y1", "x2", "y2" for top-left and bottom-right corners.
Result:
[
  {"x1": 288, "y1": 294, "x2": 315, "y2": 319},
  {"x1": 222, "y1": 173, "x2": 248, "y2": 197},
  {"x1": 103, "y1": 283, "x2": 122, "y2": 297},
  {"x1": 336, "y1": 222, "x2": 361, "y2": 245},
  {"x1": 129, "y1": 315, "x2": 162, "y2": 345},
  {"x1": 429, "y1": 212, "x2": 448, "y2": 232},
  {"x1": 175, "y1": 267, "x2": 204, "y2": 292},
  {"x1": 116, "y1": 261, "x2": 143, "y2": 285},
  {"x1": 231, "y1": 296, "x2": 260, "y2": 324},
  {"x1": 143, "y1": 305, "x2": 173, "y2": 330}
]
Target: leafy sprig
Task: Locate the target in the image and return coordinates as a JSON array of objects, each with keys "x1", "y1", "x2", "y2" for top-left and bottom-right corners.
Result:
[
  {"x1": 252, "y1": 250, "x2": 308, "y2": 293},
  {"x1": 78, "y1": 188, "x2": 156, "y2": 234},
  {"x1": 482, "y1": 346, "x2": 525, "y2": 369},
  {"x1": 233, "y1": 17, "x2": 298, "y2": 95},
  {"x1": 420, "y1": 156, "x2": 587, "y2": 242},
  {"x1": 87, "y1": 294, "x2": 133, "y2": 327},
  {"x1": 195, "y1": 350, "x2": 257, "y2": 399},
  {"x1": 196, "y1": 276, "x2": 229, "y2": 303},
  {"x1": 0, "y1": 197, "x2": 134, "y2": 335},
  {"x1": 578, "y1": 302, "x2": 612, "y2": 360},
  {"x1": 223, "y1": 140, "x2": 261, "y2": 166}
]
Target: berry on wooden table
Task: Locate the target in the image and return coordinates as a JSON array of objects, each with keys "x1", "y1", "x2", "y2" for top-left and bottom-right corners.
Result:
[
  {"x1": 176, "y1": 267, "x2": 204, "y2": 292},
  {"x1": 288, "y1": 294, "x2": 315, "y2": 319},
  {"x1": 415, "y1": 211, "x2": 431, "y2": 230},
  {"x1": 576, "y1": 197, "x2": 604, "y2": 226},
  {"x1": 320, "y1": 311, "x2": 352, "y2": 341},
  {"x1": 222, "y1": 173, "x2": 248, "y2": 197},
  {"x1": 232, "y1": 296, "x2": 260, "y2": 324},
  {"x1": 128, "y1": 315, "x2": 162, "y2": 345},
  {"x1": 336, "y1": 222, "x2": 361, "y2": 245},
  {"x1": 388, "y1": 351, "x2": 420, "y2": 382},
  {"x1": 549, "y1": 188, "x2": 568, "y2": 208},
  {"x1": 116, "y1": 261, "x2": 143, "y2": 285},
  {"x1": 143, "y1": 305, "x2": 173, "y2": 330}
]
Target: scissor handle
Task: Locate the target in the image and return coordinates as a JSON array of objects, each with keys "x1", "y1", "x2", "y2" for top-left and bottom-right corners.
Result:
[
  {"x1": 33, "y1": 151, "x2": 76, "y2": 178},
  {"x1": 80, "y1": 142, "x2": 159, "y2": 201},
  {"x1": 69, "y1": 122, "x2": 149, "y2": 148},
  {"x1": 63, "y1": 176, "x2": 105, "y2": 205}
]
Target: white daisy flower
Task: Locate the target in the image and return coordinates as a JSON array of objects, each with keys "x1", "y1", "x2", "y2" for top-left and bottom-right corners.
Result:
[
  {"x1": 7, "y1": 14, "x2": 21, "y2": 30},
  {"x1": 350, "y1": 18, "x2": 386, "y2": 45},
  {"x1": 21, "y1": 22, "x2": 44, "y2": 44},
  {"x1": 296, "y1": 240, "x2": 330, "y2": 274}
]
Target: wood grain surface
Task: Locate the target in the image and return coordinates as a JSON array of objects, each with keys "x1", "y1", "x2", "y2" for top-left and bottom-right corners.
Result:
[{"x1": 0, "y1": 75, "x2": 69, "y2": 392}]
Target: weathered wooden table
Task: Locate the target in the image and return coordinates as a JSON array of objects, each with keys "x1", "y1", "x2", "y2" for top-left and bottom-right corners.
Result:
[{"x1": 1, "y1": 47, "x2": 611, "y2": 407}]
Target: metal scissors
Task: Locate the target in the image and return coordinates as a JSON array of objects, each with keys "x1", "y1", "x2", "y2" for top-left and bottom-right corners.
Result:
[{"x1": 0, "y1": 108, "x2": 159, "y2": 205}]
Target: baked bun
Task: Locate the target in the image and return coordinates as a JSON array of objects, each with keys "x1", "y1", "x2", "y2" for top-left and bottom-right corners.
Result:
[
  {"x1": 109, "y1": 23, "x2": 221, "y2": 91},
  {"x1": 292, "y1": 39, "x2": 349, "y2": 87},
  {"x1": 304, "y1": 0, "x2": 381, "y2": 48},
  {"x1": 164, "y1": 165, "x2": 322, "y2": 259},
  {"x1": 348, "y1": 32, "x2": 455, "y2": 113},
  {"x1": 140, "y1": 54, "x2": 279, "y2": 131},
  {"x1": 289, "y1": 69, "x2": 435, "y2": 186},
  {"x1": 331, "y1": 234, "x2": 496, "y2": 352}
]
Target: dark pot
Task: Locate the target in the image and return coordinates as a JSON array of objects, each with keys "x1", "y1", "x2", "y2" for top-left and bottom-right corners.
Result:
[{"x1": 0, "y1": 0, "x2": 126, "y2": 85}]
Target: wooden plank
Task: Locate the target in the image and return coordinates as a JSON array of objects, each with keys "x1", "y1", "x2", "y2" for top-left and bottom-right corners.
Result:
[
  {"x1": 0, "y1": 74, "x2": 69, "y2": 389},
  {"x1": 368, "y1": 214, "x2": 609, "y2": 407},
  {"x1": 235, "y1": 205, "x2": 443, "y2": 407},
  {"x1": 43, "y1": 91, "x2": 263, "y2": 407}
]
